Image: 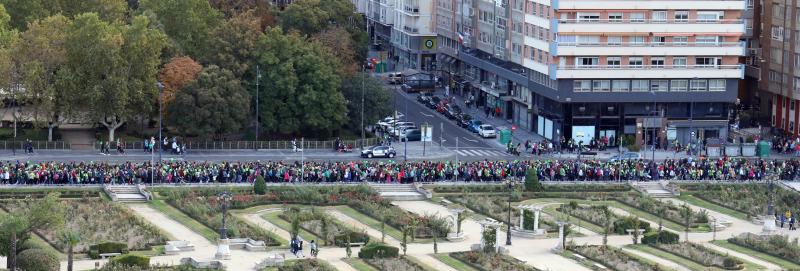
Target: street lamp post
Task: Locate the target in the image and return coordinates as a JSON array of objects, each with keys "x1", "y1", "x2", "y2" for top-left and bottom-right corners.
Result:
[
  {"x1": 256, "y1": 65, "x2": 261, "y2": 142},
  {"x1": 506, "y1": 181, "x2": 513, "y2": 246},
  {"x1": 361, "y1": 65, "x2": 366, "y2": 150},
  {"x1": 155, "y1": 82, "x2": 164, "y2": 183},
  {"x1": 215, "y1": 192, "x2": 232, "y2": 260}
]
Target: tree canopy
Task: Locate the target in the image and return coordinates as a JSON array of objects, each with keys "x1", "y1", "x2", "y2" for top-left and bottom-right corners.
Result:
[
  {"x1": 138, "y1": 0, "x2": 222, "y2": 60},
  {"x1": 341, "y1": 73, "x2": 392, "y2": 131}
]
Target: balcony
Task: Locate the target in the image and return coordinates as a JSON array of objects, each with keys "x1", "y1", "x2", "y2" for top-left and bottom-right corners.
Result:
[
  {"x1": 554, "y1": 64, "x2": 744, "y2": 79},
  {"x1": 554, "y1": 41, "x2": 745, "y2": 56},
  {"x1": 558, "y1": 0, "x2": 746, "y2": 11},
  {"x1": 403, "y1": 5, "x2": 420, "y2": 14},
  {"x1": 557, "y1": 19, "x2": 744, "y2": 34},
  {"x1": 403, "y1": 26, "x2": 419, "y2": 34}
]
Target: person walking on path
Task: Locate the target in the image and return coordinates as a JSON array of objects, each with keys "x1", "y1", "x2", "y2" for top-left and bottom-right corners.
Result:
[{"x1": 310, "y1": 240, "x2": 318, "y2": 257}]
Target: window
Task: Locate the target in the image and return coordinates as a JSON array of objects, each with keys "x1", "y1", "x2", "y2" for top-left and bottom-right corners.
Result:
[
  {"x1": 672, "y1": 57, "x2": 687, "y2": 67},
  {"x1": 708, "y1": 79, "x2": 726, "y2": 91},
  {"x1": 607, "y1": 57, "x2": 621, "y2": 68},
  {"x1": 612, "y1": 80, "x2": 630, "y2": 92},
  {"x1": 577, "y1": 35, "x2": 600, "y2": 45},
  {"x1": 696, "y1": 36, "x2": 719, "y2": 44},
  {"x1": 576, "y1": 57, "x2": 599, "y2": 67},
  {"x1": 629, "y1": 57, "x2": 643, "y2": 68},
  {"x1": 770, "y1": 70, "x2": 782, "y2": 83},
  {"x1": 577, "y1": 12, "x2": 600, "y2": 22},
  {"x1": 558, "y1": 35, "x2": 577, "y2": 44},
  {"x1": 670, "y1": 80, "x2": 688, "y2": 91},
  {"x1": 747, "y1": 0, "x2": 754, "y2": 8},
  {"x1": 631, "y1": 80, "x2": 649, "y2": 92},
  {"x1": 690, "y1": 79, "x2": 707, "y2": 91},
  {"x1": 795, "y1": 77, "x2": 800, "y2": 92},
  {"x1": 674, "y1": 11, "x2": 689, "y2": 22},
  {"x1": 630, "y1": 36, "x2": 645, "y2": 45},
  {"x1": 592, "y1": 80, "x2": 611, "y2": 92},
  {"x1": 652, "y1": 36, "x2": 666, "y2": 45},
  {"x1": 695, "y1": 57, "x2": 716, "y2": 67},
  {"x1": 772, "y1": 26, "x2": 785, "y2": 41},
  {"x1": 651, "y1": 80, "x2": 669, "y2": 91},
  {"x1": 609, "y1": 13, "x2": 623, "y2": 22},
  {"x1": 771, "y1": 47, "x2": 783, "y2": 64},
  {"x1": 574, "y1": 80, "x2": 592, "y2": 92},
  {"x1": 673, "y1": 36, "x2": 688, "y2": 45},
  {"x1": 652, "y1": 11, "x2": 667, "y2": 22},
  {"x1": 630, "y1": 13, "x2": 645, "y2": 22},
  {"x1": 773, "y1": 4, "x2": 785, "y2": 19},
  {"x1": 651, "y1": 57, "x2": 665, "y2": 68},
  {"x1": 607, "y1": 36, "x2": 622, "y2": 45},
  {"x1": 697, "y1": 11, "x2": 722, "y2": 22}
]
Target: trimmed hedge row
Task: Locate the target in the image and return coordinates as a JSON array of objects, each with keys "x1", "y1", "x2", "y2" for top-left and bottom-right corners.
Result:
[
  {"x1": 641, "y1": 231, "x2": 679, "y2": 245},
  {"x1": 110, "y1": 255, "x2": 150, "y2": 269},
  {"x1": 89, "y1": 242, "x2": 129, "y2": 259},
  {"x1": 358, "y1": 243, "x2": 399, "y2": 259}
]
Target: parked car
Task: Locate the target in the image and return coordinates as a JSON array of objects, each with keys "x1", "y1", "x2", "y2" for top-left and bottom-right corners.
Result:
[
  {"x1": 417, "y1": 93, "x2": 433, "y2": 103},
  {"x1": 457, "y1": 114, "x2": 473, "y2": 128},
  {"x1": 361, "y1": 146, "x2": 397, "y2": 158},
  {"x1": 389, "y1": 122, "x2": 416, "y2": 136},
  {"x1": 478, "y1": 124, "x2": 497, "y2": 138},
  {"x1": 468, "y1": 120, "x2": 483, "y2": 133},
  {"x1": 427, "y1": 96, "x2": 441, "y2": 109},
  {"x1": 436, "y1": 100, "x2": 450, "y2": 113},
  {"x1": 387, "y1": 72, "x2": 404, "y2": 84},
  {"x1": 400, "y1": 129, "x2": 421, "y2": 142},
  {"x1": 609, "y1": 152, "x2": 643, "y2": 162},
  {"x1": 445, "y1": 105, "x2": 462, "y2": 119}
]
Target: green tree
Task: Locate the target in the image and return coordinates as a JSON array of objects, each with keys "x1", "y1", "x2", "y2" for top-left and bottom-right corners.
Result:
[
  {"x1": 340, "y1": 72, "x2": 391, "y2": 132},
  {"x1": 681, "y1": 205, "x2": 693, "y2": 242},
  {"x1": 253, "y1": 176, "x2": 266, "y2": 195},
  {"x1": 400, "y1": 226, "x2": 408, "y2": 256},
  {"x1": 631, "y1": 217, "x2": 641, "y2": 244},
  {"x1": 207, "y1": 9, "x2": 262, "y2": 78},
  {"x1": 290, "y1": 213, "x2": 300, "y2": 239},
  {"x1": 0, "y1": 0, "x2": 55, "y2": 30},
  {"x1": 524, "y1": 168, "x2": 543, "y2": 192},
  {"x1": 656, "y1": 206, "x2": 666, "y2": 233},
  {"x1": 139, "y1": 0, "x2": 222, "y2": 60},
  {"x1": 119, "y1": 15, "x2": 168, "y2": 135},
  {"x1": 1, "y1": 0, "x2": 124, "y2": 31},
  {"x1": 600, "y1": 205, "x2": 612, "y2": 246},
  {"x1": 0, "y1": 192, "x2": 64, "y2": 270},
  {"x1": 255, "y1": 27, "x2": 346, "y2": 137},
  {"x1": 16, "y1": 248, "x2": 59, "y2": 271},
  {"x1": 279, "y1": 0, "x2": 360, "y2": 36},
  {"x1": 58, "y1": 230, "x2": 80, "y2": 271},
  {"x1": 166, "y1": 65, "x2": 251, "y2": 139}
]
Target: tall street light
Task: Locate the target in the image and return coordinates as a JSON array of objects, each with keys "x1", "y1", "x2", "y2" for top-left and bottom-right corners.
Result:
[
  {"x1": 256, "y1": 65, "x2": 261, "y2": 142},
  {"x1": 156, "y1": 82, "x2": 164, "y2": 171},
  {"x1": 215, "y1": 191, "x2": 232, "y2": 260},
  {"x1": 361, "y1": 65, "x2": 366, "y2": 150}
]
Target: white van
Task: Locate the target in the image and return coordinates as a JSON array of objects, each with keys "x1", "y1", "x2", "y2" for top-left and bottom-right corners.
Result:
[{"x1": 387, "y1": 72, "x2": 404, "y2": 84}]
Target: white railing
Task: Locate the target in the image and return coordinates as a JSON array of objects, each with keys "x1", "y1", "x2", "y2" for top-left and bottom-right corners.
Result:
[
  {"x1": 559, "y1": 18, "x2": 742, "y2": 24},
  {"x1": 559, "y1": 64, "x2": 741, "y2": 70},
  {"x1": 557, "y1": 41, "x2": 742, "y2": 47}
]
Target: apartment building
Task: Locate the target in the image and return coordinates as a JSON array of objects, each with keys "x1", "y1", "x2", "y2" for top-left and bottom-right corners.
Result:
[
  {"x1": 759, "y1": 0, "x2": 800, "y2": 136},
  {"x1": 432, "y1": 0, "x2": 747, "y2": 147},
  {"x1": 363, "y1": 0, "x2": 438, "y2": 70}
]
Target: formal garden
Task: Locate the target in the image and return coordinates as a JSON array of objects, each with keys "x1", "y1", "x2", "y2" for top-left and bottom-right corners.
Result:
[
  {"x1": 727, "y1": 233, "x2": 800, "y2": 265},
  {"x1": 449, "y1": 251, "x2": 540, "y2": 271},
  {"x1": 567, "y1": 245, "x2": 663, "y2": 271},
  {"x1": 278, "y1": 206, "x2": 370, "y2": 247},
  {"x1": 647, "y1": 242, "x2": 744, "y2": 270},
  {"x1": 679, "y1": 183, "x2": 799, "y2": 219},
  {"x1": 615, "y1": 193, "x2": 709, "y2": 231}
]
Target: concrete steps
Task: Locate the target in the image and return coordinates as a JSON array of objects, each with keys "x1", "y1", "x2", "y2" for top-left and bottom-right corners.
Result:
[
  {"x1": 106, "y1": 185, "x2": 148, "y2": 203},
  {"x1": 369, "y1": 183, "x2": 427, "y2": 201},
  {"x1": 633, "y1": 182, "x2": 674, "y2": 198}
]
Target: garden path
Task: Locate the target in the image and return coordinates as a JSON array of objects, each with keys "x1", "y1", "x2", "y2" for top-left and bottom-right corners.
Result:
[
  {"x1": 701, "y1": 242, "x2": 781, "y2": 270},
  {"x1": 620, "y1": 247, "x2": 691, "y2": 271},
  {"x1": 239, "y1": 210, "x2": 293, "y2": 241},
  {"x1": 659, "y1": 198, "x2": 763, "y2": 234},
  {"x1": 607, "y1": 206, "x2": 680, "y2": 234},
  {"x1": 327, "y1": 209, "x2": 402, "y2": 247},
  {"x1": 127, "y1": 204, "x2": 213, "y2": 247},
  {"x1": 537, "y1": 202, "x2": 598, "y2": 236},
  {"x1": 412, "y1": 254, "x2": 458, "y2": 271}
]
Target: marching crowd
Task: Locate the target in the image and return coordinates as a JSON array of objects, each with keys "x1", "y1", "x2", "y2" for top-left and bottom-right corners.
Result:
[{"x1": 0, "y1": 156, "x2": 799, "y2": 185}]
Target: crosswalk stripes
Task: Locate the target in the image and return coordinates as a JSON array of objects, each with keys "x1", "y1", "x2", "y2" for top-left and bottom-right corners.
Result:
[{"x1": 454, "y1": 149, "x2": 509, "y2": 157}]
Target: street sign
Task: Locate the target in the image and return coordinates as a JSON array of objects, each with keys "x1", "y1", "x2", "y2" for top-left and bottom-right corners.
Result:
[{"x1": 421, "y1": 124, "x2": 433, "y2": 142}]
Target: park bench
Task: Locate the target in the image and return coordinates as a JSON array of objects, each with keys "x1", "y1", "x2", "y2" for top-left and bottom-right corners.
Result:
[
  {"x1": 594, "y1": 263, "x2": 608, "y2": 269},
  {"x1": 573, "y1": 254, "x2": 587, "y2": 260},
  {"x1": 99, "y1": 253, "x2": 121, "y2": 259},
  {"x1": 229, "y1": 238, "x2": 266, "y2": 251},
  {"x1": 346, "y1": 242, "x2": 366, "y2": 247}
]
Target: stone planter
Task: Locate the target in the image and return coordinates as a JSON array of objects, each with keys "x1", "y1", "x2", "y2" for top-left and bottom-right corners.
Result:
[
  {"x1": 707, "y1": 146, "x2": 721, "y2": 157},
  {"x1": 724, "y1": 145, "x2": 741, "y2": 156},
  {"x1": 742, "y1": 144, "x2": 757, "y2": 156}
]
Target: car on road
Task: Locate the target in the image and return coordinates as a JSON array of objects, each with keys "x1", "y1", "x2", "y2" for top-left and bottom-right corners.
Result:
[
  {"x1": 609, "y1": 152, "x2": 643, "y2": 162},
  {"x1": 435, "y1": 100, "x2": 450, "y2": 113},
  {"x1": 400, "y1": 129, "x2": 421, "y2": 141},
  {"x1": 427, "y1": 96, "x2": 441, "y2": 109},
  {"x1": 457, "y1": 114, "x2": 473, "y2": 128},
  {"x1": 389, "y1": 122, "x2": 415, "y2": 136},
  {"x1": 468, "y1": 120, "x2": 483, "y2": 133},
  {"x1": 361, "y1": 146, "x2": 397, "y2": 158},
  {"x1": 417, "y1": 93, "x2": 433, "y2": 103},
  {"x1": 387, "y1": 72, "x2": 404, "y2": 84},
  {"x1": 445, "y1": 105, "x2": 462, "y2": 119},
  {"x1": 478, "y1": 124, "x2": 497, "y2": 138}
]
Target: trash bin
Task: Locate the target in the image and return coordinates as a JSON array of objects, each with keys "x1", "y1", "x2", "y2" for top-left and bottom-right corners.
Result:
[
  {"x1": 757, "y1": 140, "x2": 770, "y2": 158},
  {"x1": 498, "y1": 129, "x2": 512, "y2": 146}
]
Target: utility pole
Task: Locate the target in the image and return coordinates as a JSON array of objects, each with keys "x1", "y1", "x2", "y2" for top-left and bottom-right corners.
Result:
[
  {"x1": 456, "y1": 137, "x2": 459, "y2": 165},
  {"x1": 361, "y1": 65, "x2": 366, "y2": 150},
  {"x1": 256, "y1": 65, "x2": 261, "y2": 142},
  {"x1": 301, "y1": 137, "x2": 305, "y2": 182}
]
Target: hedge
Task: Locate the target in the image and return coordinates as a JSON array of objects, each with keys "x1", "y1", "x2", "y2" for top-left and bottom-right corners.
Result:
[
  {"x1": 110, "y1": 255, "x2": 150, "y2": 269},
  {"x1": 613, "y1": 216, "x2": 651, "y2": 235},
  {"x1": 16, "y1": 249, "x2": 60, "y2": 271},
  {"x1": 89, "y1": 242, "x2": 129, "y2": 259},
  {"x1": 358, "y1": 243, "x2": 399, "y2": 259},
  {"x1": 641, "y1": 231, "x2": 679, "y2": 245},
  {"x1": 334, "y1": 231, "x2": 370, "y2": 247}
]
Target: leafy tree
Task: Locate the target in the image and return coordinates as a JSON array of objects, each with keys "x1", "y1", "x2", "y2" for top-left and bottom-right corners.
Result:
[
  {"x1": 456, "y1": 210, "x2": 470, "y2": 234},
  {"x1": 253, "y1": 176, "x2": 266, "y2": 195},
  {"x1": 255, "y1": 27, "x2": 346, "y2": 137},
  {"x1": 59, "y1": 0, "x2": 127, "y2": 23},
  {"x1": 1, "y1": 0, "x2": 55, "y2": 30},
  {"x1": 340, "y1": 72, "x2": 391, "y2": 132},
  {"x1": 12, "y1": 15, "x2": 70, "y2": 141},
  {"x1": 166, "y1": 65, "x2": 251, "y2": 139},
  {"x1": 656, "y1": 206, "x2": 666, "y2": 233},
  {"x1": 631, "y1": 217, "x2": 641, "y2": 244},
  {"x1": 312, "y1": 26, "x2": 358, "y2": 77},
  {"x1": 600, "y1": 205, "x2": 612, "y2": 246},
  {"x1": 1, "y1": 0, "x2": 124, "y2": 31},
  {"x1": 681, "y1": 205, "x2": 693, "y2": 242},
  {"x1": 290, "y1": 214, "x2": 300, "y2": 239},
  {"x1": 207, "y1": 9, "x2": 262, "y2": 78},
  {"x1": 524, "y1": 168, "x2": 543, "y2": 192},
  {"x1": 58, "y1": 230, "x2": 81, "y2": 271},
  {"x1": 158, "y1": 56, "x2": 203, "y2": 105},
  {"x1": 16, "y1": 248, "x2": 59, "y2": 271},
  {"x1": 139, "y1": 0, "x2": 222, "y2": 60},
  {"x1": 400, "y1": 226, "x2": 408, "y2": 256},
  {"x1": 0, "y1": 192, "x2": 64, "y2": 270},
  {"x1": 279, "y1": 0, "x2": 360, "y2": 36}
]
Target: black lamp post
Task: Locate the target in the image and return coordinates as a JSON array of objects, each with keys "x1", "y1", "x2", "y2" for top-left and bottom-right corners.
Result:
[
  {"x1": 217, "y1": 191, "x2": 232, "y2": 239},
  {"x1": 156, "y1": 82, "x2": 164, "y2": 164},
  {"x1": 506, "y1": 180, "x2": 513, "y2": 246}
]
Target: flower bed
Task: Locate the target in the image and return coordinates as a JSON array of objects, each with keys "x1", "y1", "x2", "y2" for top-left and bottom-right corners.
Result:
[
  {"x1": 616, "y1": 193, "x2": 707, "y2": 228},
  {"x1": 681, "y1": 183, "x2": 799, "y2": 218},
  {"x1": 568, "y1": 245, "x2": 660, "y2": 271},
  {"x1": 364, "y1": 257, "x2": 428, "y2": 271},
  {"x1": 167, "y1": 196, "x2": 279, "y2": 245},
  {"x1": 728, "y1": 233, "x2": 800, "y2": 265},
  {"x1": 2, "y1": 198, "x2": 166, "y2": 253},
  {"x1": 653, "y1": 243, "x2": 743, "y2": 270},
  {"x1": 556, "y1": 203, "x2": 619, "y2": 229},
  {"x1": 278, "y1": 259, "x2": 337, "y2": 271},
  {"x1": 449, "y1": 195, "x2": 555, "y2": 231},
  {"x1": 450, "y1": 251, "x2": 539, "y2": 271},
  {"x1": 279, "y1": 207, "x2": 369, "y2": 247}
]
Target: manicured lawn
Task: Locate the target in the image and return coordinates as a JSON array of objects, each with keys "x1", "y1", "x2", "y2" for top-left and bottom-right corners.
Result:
[
  {"x1": 148, "y1": 200, "x2": 219, "y2": 242},
  {"x1": 433, "y1": 254, "x2": 479, "y2": 271},
  {"x1": 260, "y1": 211, "x2": 317, "y2": 242},
  {"x1": 343, "y1": 258, "x2": 378, "y2": 271},
  {"x1": 678, "y1": 194, "x2": 751, "y2": 221},
  {"x1": 712, "y1": 240, "x2": 800, "y2": 270},
  {"x1": 333, "y1": 205, "x2": 405, "y2": 241}
]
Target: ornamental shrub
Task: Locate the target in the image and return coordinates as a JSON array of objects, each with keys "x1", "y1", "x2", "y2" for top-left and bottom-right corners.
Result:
[
  {"x1": 641, "y1": 231, "x2": 679, "y2": 245},
  {"x1": 110, "y1": 254, "x2": 150, "y2": 269},
  {"x1": 524, "y1": 168, "x2": 543, "y2": 192},
  {"x1": 334, "y1": 231, "x2": 370, "y2": 247},
  {"x1": 17, "y1": 248, "x2": 60, "y2": 271},
  {"x1": 358, "y1": 242, "x2": 399, "y2": 259},
  {"x1": 613, "y1": 216, "x2": 651, "y2": 235},
  {"x1": 254, "y1": 176, "x2": 267, "y2": 195}
]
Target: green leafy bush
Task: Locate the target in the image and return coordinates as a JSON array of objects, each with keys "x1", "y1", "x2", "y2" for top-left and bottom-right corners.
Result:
[
  {"x1": 358, "y1": 242, "x2": 399, "y2": 259},
  {"x1": 16, "y1": 248, "x2": 60, "y2": 271},
  {"x1": 89, "y1": 242, "x2": 129, "y2": 259},
  {"x1": 729, "y1": 233, "x2": 800, "y2": 264},
  {"x1": 641, "y1": 231, "x2": 679, "y2": 245},
  {"x1": 334, "y1": 232, "x2": 370, "y2": 247},
  {"x1": 254, "y1": 176, "x2": 267, "y2": 195},
  {"x1": 110, "y1": 254, "x2": 150, "y2": 269},
  {"x1": 525, "y1": 168, "x2": 543, "y2": 192},
  {"x1": 612, "y1": 216, "x2": 651, "y2": 235}
]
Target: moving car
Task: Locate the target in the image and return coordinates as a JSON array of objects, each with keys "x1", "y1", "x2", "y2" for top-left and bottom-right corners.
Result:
[
  {"x1": 389, "y1": 122, "x2": 416, "y2": 136},
  {"x1": 609, "y1": 152, "x2": 643, "y2": 162},
  {"x1": 478, "y1": 124, "x2": 497, "y2": 138},
  {"x1": 387, "y1": 72, "x2": 404, "y2": 84},
  {"x1": 361, "y1": 146, "x2": 397, "y2": 158},
  {"x1": 400, "y1": 129, "x2": 421, "y2": 142},
  {"x1": 468, "y1": 120, "x2": 483, "y2": 133}
]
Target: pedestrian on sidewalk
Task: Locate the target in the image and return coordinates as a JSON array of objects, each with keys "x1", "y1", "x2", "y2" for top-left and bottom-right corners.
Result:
[
  {"x1": 310, "y1": 240, "x2": 319, "y2": 257},
  {"x1": 525, "y1": 140, "x2": 531, "y2": 153}
]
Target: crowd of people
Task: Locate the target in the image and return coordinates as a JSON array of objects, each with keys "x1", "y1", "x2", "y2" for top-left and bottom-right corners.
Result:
[{"x1": 0, "y1": 156, "x2": 798, "y2": 185}]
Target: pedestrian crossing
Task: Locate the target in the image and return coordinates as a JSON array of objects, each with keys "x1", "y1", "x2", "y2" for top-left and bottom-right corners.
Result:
[{"x1": 454, "y1": 149, "x2": 510, "y2": 157}]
